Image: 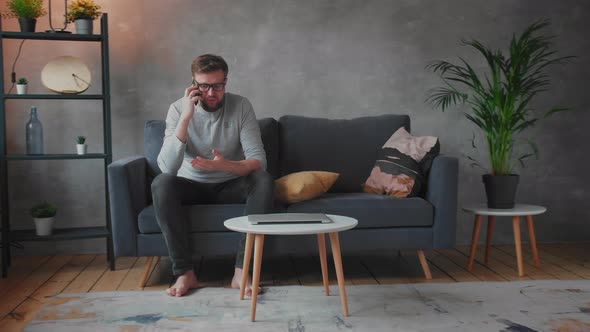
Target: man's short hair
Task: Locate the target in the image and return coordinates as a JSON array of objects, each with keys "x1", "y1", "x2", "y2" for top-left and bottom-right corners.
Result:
[{"x1": 191, "y1": 54, "x2": 229, "y2": 78}]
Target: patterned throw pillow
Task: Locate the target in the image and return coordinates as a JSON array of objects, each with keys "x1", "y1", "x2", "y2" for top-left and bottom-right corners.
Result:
[
  {"x1": 363, "y1": 127, "x2": 439, "y2": 197},
  {"x1": 275, "y1": 171, "x2": 340, "y2": 203}
]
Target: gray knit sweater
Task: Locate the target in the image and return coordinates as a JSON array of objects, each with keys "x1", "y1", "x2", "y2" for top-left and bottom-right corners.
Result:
[{"x1": 157, "y1": 93, "x2": 267, "y2": 183}]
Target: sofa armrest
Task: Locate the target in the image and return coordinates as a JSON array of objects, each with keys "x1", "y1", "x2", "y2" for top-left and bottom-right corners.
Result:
[
  {"x1": 108, "y1": 156, "x2": 148, "y2": 257},
  {"x1": 426, "y1": 154, "x2": 459, "y2": 248}
]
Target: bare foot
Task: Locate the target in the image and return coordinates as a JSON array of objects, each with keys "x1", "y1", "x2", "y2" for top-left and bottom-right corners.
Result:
[
  {"x1": 166, "y1": 270, "x2": 199, "y2": 297},
  {"x1": 231, "y1": 267, "x2": 261, "y2": 296}
]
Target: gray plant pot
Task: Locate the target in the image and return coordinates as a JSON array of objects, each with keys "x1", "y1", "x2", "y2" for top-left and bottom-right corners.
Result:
[
  {"x1": 18, "y1": 18, "x2": 36, "y2": 32},
  {"x1": 482, "y1": 174, "x2": 519, "y2": 209},
  {"x1": 74, "y1": 19, "x2": 93, "y2": 34}
]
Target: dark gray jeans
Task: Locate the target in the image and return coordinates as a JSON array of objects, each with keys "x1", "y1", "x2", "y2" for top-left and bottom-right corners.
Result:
[{"x1": 151, "y1": 170, "x2": 274, "y2": 276}]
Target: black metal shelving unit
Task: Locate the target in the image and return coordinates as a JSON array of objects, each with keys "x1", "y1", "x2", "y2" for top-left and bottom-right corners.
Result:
[{"x1": 0, "y1": 14, "x2": 114, "y2": 278}]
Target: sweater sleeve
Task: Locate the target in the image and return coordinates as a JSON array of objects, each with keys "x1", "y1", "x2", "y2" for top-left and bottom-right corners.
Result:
[
  {"x1": 239, "y1": 98, "x2": 267, "y2": 171},
  {"x1": 157, "y1": 102, "x2": 186, "y2": 175}
]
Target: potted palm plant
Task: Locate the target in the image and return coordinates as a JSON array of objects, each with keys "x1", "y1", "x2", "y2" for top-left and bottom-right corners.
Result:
[
  {"x1": 31, "y1": 201, "x2": 57, "y2": 236},
  {"x1": 427, "y1": 20, "x2": 574, "y2": 209},
  {"x1": 2, "y1": 0, "x2": 46, "y2": 32},
  {"x1": 66, "y1": 0, "x2": 102, "y2": 34}
]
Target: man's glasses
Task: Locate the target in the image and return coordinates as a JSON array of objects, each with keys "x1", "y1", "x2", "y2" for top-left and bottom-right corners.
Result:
[{"x1": 193, "y1": 80, "x2": 226, "y2": 92}]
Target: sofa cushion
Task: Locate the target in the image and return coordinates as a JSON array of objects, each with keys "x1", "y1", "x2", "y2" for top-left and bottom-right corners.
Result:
[
  {"x1": 144, "y1": 118, "x2": 280, "y2": 179},
  {"x1": 257, "y1": 118, "x2": 280, "y2": 179},
  {"x1": 138, "y1": 203, "x2": 288, "y2": 234},
  {"x1": 278, "y1": 115, "x2": 410, "y2": 193},
  {"x1": 144, "y1": 120, "x2": 166, "y2": 179},
  {"x1": 286, "y1": 193, "x2": 433, "y2": 228},
  {"x1": 275, "y1": 171, "x2": 339, "y2": 203},
  {"x1": 363, "y1": 127, "x2": 440, "y2": 197}
]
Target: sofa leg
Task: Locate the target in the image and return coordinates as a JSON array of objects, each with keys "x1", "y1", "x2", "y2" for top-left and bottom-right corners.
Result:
[
  {"x1": 138, "y1": 256, "x2": 159, "y2": 288},
  {"x1": 417, "y1": 250, "x2": 432, "y2": 280}
]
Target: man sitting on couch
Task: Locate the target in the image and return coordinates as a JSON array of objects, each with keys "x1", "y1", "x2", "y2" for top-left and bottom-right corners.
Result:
[{"x1": 153, "y1": 54, "x2": 274, "y2": 297}]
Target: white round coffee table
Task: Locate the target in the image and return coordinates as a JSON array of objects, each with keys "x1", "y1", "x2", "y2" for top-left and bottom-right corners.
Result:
[
  {"x1": 224, "y1": 214, "x2": 358, "y2": 322},
  {"x1": 463, "y1": 204, "x2": 547, "y2": 277}
]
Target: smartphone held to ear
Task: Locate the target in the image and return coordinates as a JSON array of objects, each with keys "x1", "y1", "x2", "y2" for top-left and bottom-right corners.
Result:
[{"x1": 191, "y1": 80, "x2": 201, "y2": 105}]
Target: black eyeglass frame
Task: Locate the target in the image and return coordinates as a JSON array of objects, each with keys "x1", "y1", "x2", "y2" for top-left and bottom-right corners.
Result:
[{"x1": 192, "y1": 80, "x2": 227, "y2": 92}]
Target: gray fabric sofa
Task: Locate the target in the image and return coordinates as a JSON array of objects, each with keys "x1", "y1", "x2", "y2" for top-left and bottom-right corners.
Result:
[{"x1": 108, "y1": 114, "x2": 458, "y2": 282}]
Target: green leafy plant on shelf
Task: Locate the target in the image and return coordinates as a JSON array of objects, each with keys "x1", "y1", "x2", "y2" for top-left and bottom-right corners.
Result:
[
  {"x1": 1, "y1": 0, "x2": 46, "y2": 19},
  {"x1": 31, "y1": 202, "x2": 57, "y2": 218},
  {"x1": 426, "y1": 19, "x2": 574, "y2": 176},
  {"x1": 66, "y1": 0, "x2": 102, "y2": 23},
  {"x1": 17, "y1": 77, "x2": 28, "y2": 84},
  {"x1": 76, "y1": 136, "x2": 86, "y2": 144}
]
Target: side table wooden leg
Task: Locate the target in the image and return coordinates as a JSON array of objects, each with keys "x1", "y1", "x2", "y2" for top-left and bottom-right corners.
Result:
[
  {"x1": 467, "y1": 214, "x2": 483, "y2": 272},
  {"x1": 251, "y1": 234, "x2": 264, "y2": 322},
  {"x1": 329, "y1": 232, "x2": 349, "y2": 317},
  {"x1": 417, "y1": 250, "x2": 432, "y2": 280},
  {"x1": 317, "y1": 233, "x2": 330, "y2": 296},
  {"x1": 240, "y1": 233, "x2": 254, "y2": 300},
  {"x1": 525, "y1": 215, "x2": 540, "y2": 268},
  {"x1": 512, "y1": 216, "x2": 524, "y2": 277},
  {"x1": 485, "y1": 216, "x2": 495, "y2": 265}
]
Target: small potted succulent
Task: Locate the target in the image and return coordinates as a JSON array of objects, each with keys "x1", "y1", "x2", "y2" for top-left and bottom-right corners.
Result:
[
  {"x1": 16, "y1": 77, "x2": 28, "y2": 94},
  {"x1": 66, "y1": 0, "x2": 102, "y2": 34},
  {"x1": 1, "y1": 0, "x2": 47, "y2": 32},
  {"x1": 76, "y1": 135, "x2": 87, "y2": 155},
  {"x1": 31, "y1": 201, "x2": 57, "y2": 236}
]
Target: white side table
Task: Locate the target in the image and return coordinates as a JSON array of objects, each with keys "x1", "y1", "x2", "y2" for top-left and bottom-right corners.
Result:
[
  {"x1": 224, "y1": 214, "x2": 358, "y2": 322},
  {"x1": 462, "y1": 204, "x2": 547, "y2": 277}
]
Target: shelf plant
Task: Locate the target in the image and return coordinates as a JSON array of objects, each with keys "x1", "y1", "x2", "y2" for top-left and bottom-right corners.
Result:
[
  {"x1": 16, "y1": 77, "x2": 28, "y2": 94},
  {"x1": 1, "y1": 0, "x2": 46, "y2": 32},
  {"x1": 76, "y1": 135, "x2": 87, "y2": 155},
  {"x1": 426, "y1": 19, "x2": 574, "y2": 208},
  {"x1": 31, "y1": 201, "x2": 57, "y2": 236},
  {"x1": 66, "y1": 0, "x2": 102, "y2": 34}
]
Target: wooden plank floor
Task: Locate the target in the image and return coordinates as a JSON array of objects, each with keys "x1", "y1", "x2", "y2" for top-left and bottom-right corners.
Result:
[{"x1": 0, "y1": 243, "x2": 589, "y2": 331}]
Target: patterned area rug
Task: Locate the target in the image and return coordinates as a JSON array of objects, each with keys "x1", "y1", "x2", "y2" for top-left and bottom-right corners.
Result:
[{"x1": 25, "y1": 280, "x2": 590, "y2": 331}]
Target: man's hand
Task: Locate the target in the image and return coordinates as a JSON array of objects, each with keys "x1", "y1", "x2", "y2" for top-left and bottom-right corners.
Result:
[
  {"x1": 190, "y1": 149, "x2": 228, "y2": 172},
  {"x1": 191, "y1": 150, "x2": 261, "y2": 176},
  {"x1": 180, "y1": 85, "x2": 202, "y2": 123},
  {"x1": 175, "y1": 85, "x2": 202, "y2": 143}
]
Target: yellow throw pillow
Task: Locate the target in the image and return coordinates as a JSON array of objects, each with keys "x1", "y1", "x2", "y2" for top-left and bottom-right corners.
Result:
[{"x1": 275, "y1": 171, "x2": 339, "y2": 204}]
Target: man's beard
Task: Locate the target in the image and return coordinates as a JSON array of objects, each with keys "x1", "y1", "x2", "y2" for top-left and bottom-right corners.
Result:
[{"x1": 200, "y1": 98, "x2": 224, "y2": 112}]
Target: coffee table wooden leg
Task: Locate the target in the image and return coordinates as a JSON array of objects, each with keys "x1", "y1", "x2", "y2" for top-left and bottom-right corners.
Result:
[
  {"x1": 329, "y1": 232, "x2": 348, "y2": 317},
  {"x1": 317, "y1": 233, "x2": 330, "y2": 296},
  {"x1": 417, "y1": 250, "x2": 432, "y2": 280},
  {"x1": 512, "y1": 216, "x2": 524, "y2": 277},
  {"x1": 250, "y1": 234, "x2": 264, "y2": 322},
  {"x1": 240, "y1": 233, "x2": 254, "y2": 300},
  {"x1": 485, "y1": 216, "x2": 495, "y2": 265},
  {"x1": 525, "y1": 215, "x2": 540, "y2": 268},
  {"x1": 467, "y1": 214, "x2": 483, "y2": 271}
]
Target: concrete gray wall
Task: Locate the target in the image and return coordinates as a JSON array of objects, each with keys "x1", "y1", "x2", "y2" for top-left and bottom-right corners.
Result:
[{"x1": 1, "y1": 0, "x2": 589, "y2": 255}]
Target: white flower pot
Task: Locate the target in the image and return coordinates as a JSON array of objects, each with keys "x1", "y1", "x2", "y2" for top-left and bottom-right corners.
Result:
[
  {"x1": 16, "y1": 84, "x2": 27, "y2": 94},
  {"x1": 76, "y1": 144, "x2": 87, "y2": 155},
  {"x1": 34, "y1": 217, "x2": 55, "y2": 236}
]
